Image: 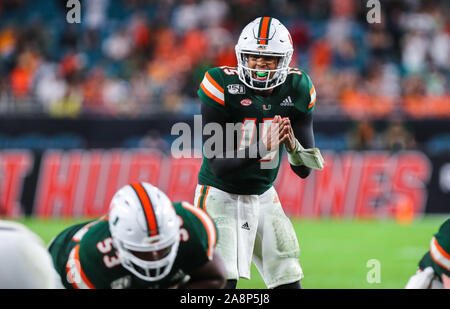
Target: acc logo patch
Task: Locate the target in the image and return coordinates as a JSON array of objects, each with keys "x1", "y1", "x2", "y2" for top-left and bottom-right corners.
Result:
[
  {"x1": 240, "y1": 99, "x2": 253, "y2": 106},
  {"x1": 227, "y1": 84, "x2": 245, "y2": 95}
]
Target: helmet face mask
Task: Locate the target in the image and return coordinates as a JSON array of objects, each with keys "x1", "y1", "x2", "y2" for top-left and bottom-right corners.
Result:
[
  {"x1": 235, "y1": 17, "x2": 294, "y2": 91},
  {"x1": 108, "y1": 183, "x2": 181, "y2": 282},
  {"x1": 237, "y1": 51, "x2": 291, "y2": 90},
  {"x1": 113, "y1": 233, "x2": 180, "y2": 282}
]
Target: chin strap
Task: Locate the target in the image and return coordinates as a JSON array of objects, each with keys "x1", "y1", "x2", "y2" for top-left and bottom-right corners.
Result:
[{"x1": 287, "y1": 139, "x2": 324, "y2": 170}]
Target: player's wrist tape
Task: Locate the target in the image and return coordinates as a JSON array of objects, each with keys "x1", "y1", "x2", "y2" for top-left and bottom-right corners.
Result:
[{"x1": 287, "y1": 139, "x2": 325, "y2": 170}]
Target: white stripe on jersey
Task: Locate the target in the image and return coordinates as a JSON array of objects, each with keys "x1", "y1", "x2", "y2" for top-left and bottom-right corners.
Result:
[
  {"x1": 201, "y1": 75, "x2": 224, "y2": 102},
  {"x1": 430, "y1": 237, "x2": 450, "y2": 270},
  {"x1": 310, "y1": 87, "x2": 316, "y2": 104},
  {"x1": 66, "y1": 246, "x2": 93, "y2": 289}
]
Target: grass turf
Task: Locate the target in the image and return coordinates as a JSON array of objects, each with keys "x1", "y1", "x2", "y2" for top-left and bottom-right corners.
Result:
[{"x1": 17, "y1": 215, "x2": 448, "y2": 289}]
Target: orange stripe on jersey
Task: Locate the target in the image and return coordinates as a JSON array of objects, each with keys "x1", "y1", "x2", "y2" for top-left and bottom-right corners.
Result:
[
  {"x1": 200, "y1": 82, "x2": 225, "y2": 106},
  {"x1": 74, "y1": 245, "x2": 96, "y2": 289},
  {"x1": 197, "y1": 185, "x2": 204, "y2": 208},
  {"x1": 65, "y1": 262, "x2": 78, "y2": 289},
  {"x1": 433, "y1": 237, "x2": 450, "y2": 260},
  {"x1": 202, "y1": 186, "x2": 210, "y2": 210},
  {"x1": 131, "y1": 183, "x2": 158, "y2": 237},
  {"x1": 66, "y1": 245, "x2": 96, "y2": 289},
  {"x1": 199, "y1": 186, "x2": 210, "y2": 211},
  {"x1": 181, "y1": 202, "x2": 217, "y2": 259},
  {"x1": 431, "y1": 250, "x2": 450, "y2": 271},
  {"x1": 308, "y1": 85, "x2": 316, "y2": 109},
  {"x1": 205, "y1": 72, "x2": 224, "y2": 93}
]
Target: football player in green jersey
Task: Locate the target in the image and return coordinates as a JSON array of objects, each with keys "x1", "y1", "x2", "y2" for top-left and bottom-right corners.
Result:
[
  {"x1": 195, "y1": 17, "x2": 324, "y2": 289},
  {"x1": 405, "y1": 218, "x2": 450, "y2": 289},
  {"x1": 49, "y1": 182, "x2": 226, "y2": 289}
]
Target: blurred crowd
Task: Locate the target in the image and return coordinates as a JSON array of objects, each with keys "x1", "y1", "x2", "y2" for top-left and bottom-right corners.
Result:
[{"x1": 0, "y1": 0, "x2": 448, "y2": 119}]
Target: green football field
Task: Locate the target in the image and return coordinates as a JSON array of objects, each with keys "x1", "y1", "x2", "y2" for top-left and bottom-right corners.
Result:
[{"x1": 18, "y1": 215, "x2": 448, "y2": 289}]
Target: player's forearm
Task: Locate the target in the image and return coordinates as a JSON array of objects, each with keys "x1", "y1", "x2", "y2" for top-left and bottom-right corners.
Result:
[
  {"x1": 289, "y1": 164, "x2": 312, "y2": 178},
  {"x1": 288, "y1": 113, "x2": 316, "y2": 178},
  {"x1": 291, "y1": 113, "x2": 315, "y2": 150}
]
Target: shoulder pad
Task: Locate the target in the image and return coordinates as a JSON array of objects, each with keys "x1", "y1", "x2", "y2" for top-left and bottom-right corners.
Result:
[
  {"x1": 65, "y1": 244, "x2": 97, "y2": 289},
  {"x1": 178, "y1": 201, "x2": 217, "y2": 260},
  {"x1": 66, "y1": 221, "x2": 112, "y2": 289},
  {"x1": 198, "y1": 67, "x2": 226, "y2": 108},
  {"x1": 432, "y1": 218, "x2": 450, "y2": 265},
  {"x1": 289, "y1": 68, "x2": 316, "y2": 114}
]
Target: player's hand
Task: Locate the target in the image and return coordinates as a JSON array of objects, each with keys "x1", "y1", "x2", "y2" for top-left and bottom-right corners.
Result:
[
  {"x1": 281, "y1": 117, "x2": 296, "y2": 152},
  {"x1": 262, "y1": 115, "x2": 289, "y2": 151}
]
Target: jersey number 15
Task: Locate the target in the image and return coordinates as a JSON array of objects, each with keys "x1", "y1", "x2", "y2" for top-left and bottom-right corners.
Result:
[{"x1": 239, "y1": 118, "x2": 278, "y2": 162}]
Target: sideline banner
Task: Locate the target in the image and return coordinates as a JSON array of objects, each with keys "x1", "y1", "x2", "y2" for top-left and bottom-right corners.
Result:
[{"x1": 0, "y1": 149, "x2": 448, "y2": 218}]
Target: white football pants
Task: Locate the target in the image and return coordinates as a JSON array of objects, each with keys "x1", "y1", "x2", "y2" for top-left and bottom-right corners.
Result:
[{"x1": 194, "y1": 184, "x2": 303, "y2": 288}]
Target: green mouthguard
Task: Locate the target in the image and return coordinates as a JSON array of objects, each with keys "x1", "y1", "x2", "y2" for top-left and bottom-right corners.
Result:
[{"x1": 255, "y1": 72, "x2": 268, "y2": 77}]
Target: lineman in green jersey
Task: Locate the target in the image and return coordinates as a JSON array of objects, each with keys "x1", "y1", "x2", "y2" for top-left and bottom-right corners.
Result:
[
  {"x1": 49, "y1": 182, "x2": 226, "y2": 289},
  {"x1": 195, "y1": 17, "x2": 324, "y2": 289},
  {"x1": 406, "y1": 218, "x2": 450, "y2": 289}
]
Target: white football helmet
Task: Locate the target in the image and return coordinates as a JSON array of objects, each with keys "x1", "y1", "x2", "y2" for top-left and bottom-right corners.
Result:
[
  {"x1": 108, "y1": 182, "x2": 181, "y2": 282},
  {"x1": 235, "y1": 17, "x2": 294, "y2": 90}
]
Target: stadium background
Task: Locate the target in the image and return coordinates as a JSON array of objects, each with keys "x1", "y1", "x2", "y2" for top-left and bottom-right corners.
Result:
[{"x1": 0, "y1": 0, "x2": 449, "y2": 288}]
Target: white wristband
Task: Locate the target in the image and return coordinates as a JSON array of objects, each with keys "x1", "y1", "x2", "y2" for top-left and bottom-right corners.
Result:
[
  {"x1": 287, "y1": 139, "x2": 325, "y2": 170},
  {"x1": 287, "y1": 139, "x2": 304, "y2": 166}
]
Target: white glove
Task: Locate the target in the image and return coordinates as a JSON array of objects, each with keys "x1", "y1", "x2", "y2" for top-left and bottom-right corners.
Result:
[
  {"x1": 405, "y1": 267, "x2": 435, "y2": 289},
  {"x1": 287, "y1": 139, "x2": 324, "y2": 170}
]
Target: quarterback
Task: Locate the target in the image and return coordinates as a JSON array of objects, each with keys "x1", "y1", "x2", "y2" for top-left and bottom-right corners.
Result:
[
  {"x1": 194, "y1": 17, "x2": 324, "y2": 289},
  {"x1": 49, "y1": 182, "x2": 226, "y2": 289}
]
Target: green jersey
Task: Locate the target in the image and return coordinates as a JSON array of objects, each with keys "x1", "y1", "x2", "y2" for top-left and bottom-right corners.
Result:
[
  {"x1": 49, "y1": 202, "x2": 217, "y2": 289},
  {"x1": 197, "y1": 66, "x2": 316, "y2": 195},
  {"x1": 419, "y1": 218, "x2": 450, "y2": 278}
]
